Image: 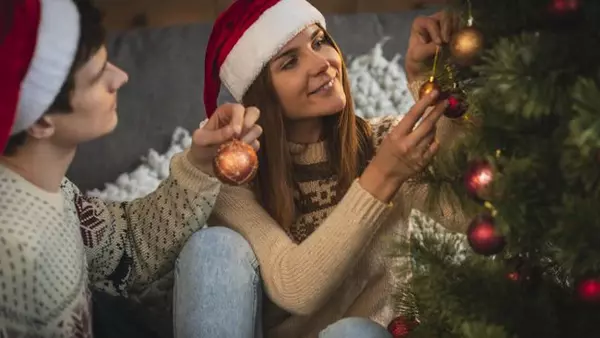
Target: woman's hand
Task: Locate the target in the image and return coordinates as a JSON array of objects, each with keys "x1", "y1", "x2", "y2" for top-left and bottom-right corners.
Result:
[
  {"x1": 187, "y1": 103, "x2": 263, "y2": 175},
  {"x1": 405, "y1": 11, "x2": 458, "y2": 84},
  {"x1": 360, "y1": 90, "x2": 448, "y2": 202}
]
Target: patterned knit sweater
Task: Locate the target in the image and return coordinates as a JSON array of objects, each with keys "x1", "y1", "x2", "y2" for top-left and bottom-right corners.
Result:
[
  {"x1": 0, "y1": 152, "x2": 220, "y2": 337},
  {"x1": 211, "y1": 112, "x2": 470, "y2": 338}
]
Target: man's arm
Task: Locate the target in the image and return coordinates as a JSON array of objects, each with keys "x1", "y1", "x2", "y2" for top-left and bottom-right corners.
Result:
[{"x1": 62, "y1": 151, "x2": 221, "y2": 295}]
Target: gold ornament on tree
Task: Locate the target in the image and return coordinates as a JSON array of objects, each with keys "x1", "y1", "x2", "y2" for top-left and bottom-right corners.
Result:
[
  {"x1": 450, "y1": 0, "x2": 484, "y2": 66},
  {"x1": 418, "y1": 45, "x2": 443, "y2": 100},
  {"x1": 418, "y1": 47, "x2": 469, "y2": 119}
]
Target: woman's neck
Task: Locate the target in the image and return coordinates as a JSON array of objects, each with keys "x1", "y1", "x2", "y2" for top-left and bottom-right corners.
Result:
[{"x1": 286, "y1": 117, "x2": 323, "y2": 144}]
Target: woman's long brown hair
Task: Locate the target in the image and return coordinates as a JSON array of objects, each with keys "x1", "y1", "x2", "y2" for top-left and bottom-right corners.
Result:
[{"x1": 242, "y1": 26, "x2": 374, "y2": 230}]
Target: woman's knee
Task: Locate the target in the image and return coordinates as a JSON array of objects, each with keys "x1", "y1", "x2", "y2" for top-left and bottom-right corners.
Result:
[
  {"x1": 320, "y1": 317, "x2": 392, "y2": 338},
  {"x1": 177, "y1": 226, "x2": 258, "y2": 274}
]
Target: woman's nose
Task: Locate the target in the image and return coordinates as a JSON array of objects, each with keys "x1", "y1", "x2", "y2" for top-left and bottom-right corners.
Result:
[{"x1": 307, "y1": 51, "x2": 330, "y2": 76}]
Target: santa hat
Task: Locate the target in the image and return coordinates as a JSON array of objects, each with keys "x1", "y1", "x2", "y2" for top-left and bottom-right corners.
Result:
[
  {"x1": 0, "y1": 0, "x2": 80, "y2": 152},
  {"x1": 204, "y1": 0, "x2": 326, "y2": 118}
]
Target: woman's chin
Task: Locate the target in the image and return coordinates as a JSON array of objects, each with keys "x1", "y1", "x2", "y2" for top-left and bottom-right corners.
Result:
[{"x1": 314, "y1": 95, "x2": 347, "y2": 116}]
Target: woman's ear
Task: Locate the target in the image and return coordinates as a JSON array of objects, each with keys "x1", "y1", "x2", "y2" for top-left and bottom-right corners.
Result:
[{"x1": 27, "y1": 115, "x2": 56, "y2": 140}]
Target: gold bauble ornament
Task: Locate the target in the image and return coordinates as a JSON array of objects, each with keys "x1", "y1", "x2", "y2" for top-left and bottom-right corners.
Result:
[
  {"x1": 450, "y1": 26, "x2": 484, "y2": 66},
  {"x1": 213, "y1": 139, "x2": 258, "y2": 185},
  {"x1": 418, "y1": 79, "x2": 442, "y2": 100}
]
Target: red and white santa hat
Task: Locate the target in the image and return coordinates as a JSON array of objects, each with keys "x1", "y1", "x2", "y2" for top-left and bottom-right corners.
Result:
[
  {"x1": 204, "y1": 0, "x2": 326, "y2": 118},
  {"x1": 0, "y1": 0, "x2": 80, "y2": 151}
]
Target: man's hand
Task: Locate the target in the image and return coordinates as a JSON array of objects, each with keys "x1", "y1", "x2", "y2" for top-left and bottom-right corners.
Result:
[
  {"x1": 187, "y1": 103, "x2": 263, "y2": 175},
  {"x1": 405, "y1": 11, "x2": 458, "y2": 84}
]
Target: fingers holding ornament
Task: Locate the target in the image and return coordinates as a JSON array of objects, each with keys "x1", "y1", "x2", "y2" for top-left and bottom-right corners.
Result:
[{"x1": 187, "y1": 103, "x2": 262, "y2": 185}]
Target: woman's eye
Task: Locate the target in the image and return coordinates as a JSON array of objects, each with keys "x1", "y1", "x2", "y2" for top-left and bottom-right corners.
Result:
[
  {"x1": 313, "y1": 37, "x2": 326, "y2": 50},
  {"x1": 282, "y1": 57, "x2": 297, "y2": 70}
]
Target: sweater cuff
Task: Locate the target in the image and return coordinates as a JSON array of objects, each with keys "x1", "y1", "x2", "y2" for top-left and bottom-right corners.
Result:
[
  {"x1": 342, "y1": 179, "x2": 393, "y2": 223},
  {"x1": 169, "y1": 149, "x2": 221, "y2": 191}
]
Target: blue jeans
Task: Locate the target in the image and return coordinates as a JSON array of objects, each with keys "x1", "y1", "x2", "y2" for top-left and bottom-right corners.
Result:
[
  {"x1": 173, "y1": 227, "x2": 390, "y2": 338},
  {"x1": 320, "y1": 318, "x2": 392, "y2": 338},
  {"x1": 173, "y1": 226, "x2": 263, "y2": 338}
]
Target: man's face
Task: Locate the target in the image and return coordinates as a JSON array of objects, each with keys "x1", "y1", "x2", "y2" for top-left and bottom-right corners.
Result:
[{"x1": 46, "y1": 46, "x2": 128, "y2": 147}]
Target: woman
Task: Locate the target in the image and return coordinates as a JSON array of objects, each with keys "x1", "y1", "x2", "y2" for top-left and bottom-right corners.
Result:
[{"x1": 204, "y1": 0, "x2": 466, "y2": 337}]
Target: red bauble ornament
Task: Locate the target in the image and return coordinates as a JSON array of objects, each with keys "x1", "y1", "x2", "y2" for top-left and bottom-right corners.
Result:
[
  {"x1": 577, "y1": 278, "x2": 600, "y2": 303},
  {"x1": 507, "y1": 271, "x2": 520, "y2": 281},
  {"x1": 467, "y1": 213, "x2": 506, "y2": 256},
  {"x1": 444, "y1": 94, "x2": 468, "y2": 119},
  {"x1": 213, "y1": 139, "x2": 258, "y2": 185},
  {"x1": 505, "y1": 255, "x2": 541, "y2": 289},
  {"x1": 387, "y1": 316, "x2": 419, "y2": 338},
  {"x1": 547, "y1": 0, "x2": 582, "y2": 27},
  {"x1": 464, "y1": 160, "x2": 494, "y2": 200},
  {"x1": 418, "y1": 79, "x2": 442, "y2": 100},
  {"x1": 548, "y1": 0, "x2": 580, "y2": 14}
]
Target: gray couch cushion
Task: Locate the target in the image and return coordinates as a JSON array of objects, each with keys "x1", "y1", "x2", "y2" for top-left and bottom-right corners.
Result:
[{"x1": 67, "y1": 10, "x2": 434, "y2": 192}]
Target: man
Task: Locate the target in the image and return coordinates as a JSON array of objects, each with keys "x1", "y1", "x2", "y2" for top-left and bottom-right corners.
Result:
[{"x1": 0, "y1": 0, "x2": 262, "y2": 336}]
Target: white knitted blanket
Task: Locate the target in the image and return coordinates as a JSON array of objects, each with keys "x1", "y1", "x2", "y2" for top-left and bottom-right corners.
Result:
[{"x1": 86, "y1": 39, "x2": 415, "y2": 202}]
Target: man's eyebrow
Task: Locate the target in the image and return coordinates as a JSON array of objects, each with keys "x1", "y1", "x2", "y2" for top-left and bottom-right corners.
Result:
[{"x1": 90, "y1": 59, "x2": 107, "y2": 84}]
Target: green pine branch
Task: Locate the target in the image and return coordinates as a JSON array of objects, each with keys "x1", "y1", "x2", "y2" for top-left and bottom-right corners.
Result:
[{"x1": 389, "y1": 0, "x2": 600, "y2": 336}]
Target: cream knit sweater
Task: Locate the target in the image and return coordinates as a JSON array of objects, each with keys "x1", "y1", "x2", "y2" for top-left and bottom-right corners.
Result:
[
  {"x1": 0, "y1": 153, "x2": 220, "y2": 337},
  {"x1": 210, "y1": 103, "x2": 469, "y2": 337}
]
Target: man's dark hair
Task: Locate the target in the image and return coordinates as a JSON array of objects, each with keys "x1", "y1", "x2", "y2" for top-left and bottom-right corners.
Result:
[{"x1": 2, "y1": 0, "x2": 106, "y2": 156}]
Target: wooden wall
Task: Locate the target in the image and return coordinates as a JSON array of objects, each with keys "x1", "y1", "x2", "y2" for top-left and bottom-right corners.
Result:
[{"x1": 96, "y1": 0, "x2": 447, "y2": 31}]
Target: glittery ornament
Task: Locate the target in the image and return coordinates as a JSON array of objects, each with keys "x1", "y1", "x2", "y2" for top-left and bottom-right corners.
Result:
[
  {"x1": 213, "y1": 139, "x2": 258, "y2": 185},
  {"x1": 464, "y1": 160, "x2": 494, "y2": 200}
]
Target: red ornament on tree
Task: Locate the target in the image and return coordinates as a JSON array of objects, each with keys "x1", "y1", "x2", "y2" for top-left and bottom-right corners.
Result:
[
  {"x1": 444, "y1": 94, "x2": 468, "y2": 119},
  {"x1": 577, "y1": 278, "x2": 600, "y2": 303},
  {"x1": 547, "y1": 0, "x2": 582, "y2": 26},
  {"x1": 387, "y1": 316, "x2": 419, "y2": 338},
  {"x1": 548, "y1": 0, "x2": 580, "y2": 14},
  {"x1": 467, "y1": 213, "x2": 506, "y2": 256},
  {"x1": 213, "y1": 139, "x2": 258, "y2": 185},
  {"x1": 464, "y1": 160, "x2": 494, "y2": 200},
  {"x1": 507, "y1": 271, "x2": 520, "y2": 281}
]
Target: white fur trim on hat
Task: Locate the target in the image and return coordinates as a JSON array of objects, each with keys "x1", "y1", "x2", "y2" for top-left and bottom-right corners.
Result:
[
  {"x1": 12, "y1": 0, "x2": 80, "y2": 135},
  {"x1": 219, "y1": 0, "x2": 326, "y2": 101}
]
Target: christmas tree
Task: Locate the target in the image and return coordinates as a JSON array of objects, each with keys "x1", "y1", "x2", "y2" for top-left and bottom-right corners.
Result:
[{"x1": 389, "y1": 1, "x2": 600, "y2": 337}]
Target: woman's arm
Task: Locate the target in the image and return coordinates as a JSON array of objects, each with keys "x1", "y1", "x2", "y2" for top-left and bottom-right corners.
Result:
[
  {"x1": 403, "y1": 79, "x2": 473, "y2": 232},
  {"x1": 210, "y1": 180, "x2": 392, "y2": 316},
  {"x1": 210, "y1": 94, "x2": 445, "y2": 316}
]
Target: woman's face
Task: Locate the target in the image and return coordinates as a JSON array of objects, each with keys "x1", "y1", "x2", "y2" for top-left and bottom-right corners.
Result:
[{"x1": 268, "y1": 24, "x2": 346, "y2": 120}]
